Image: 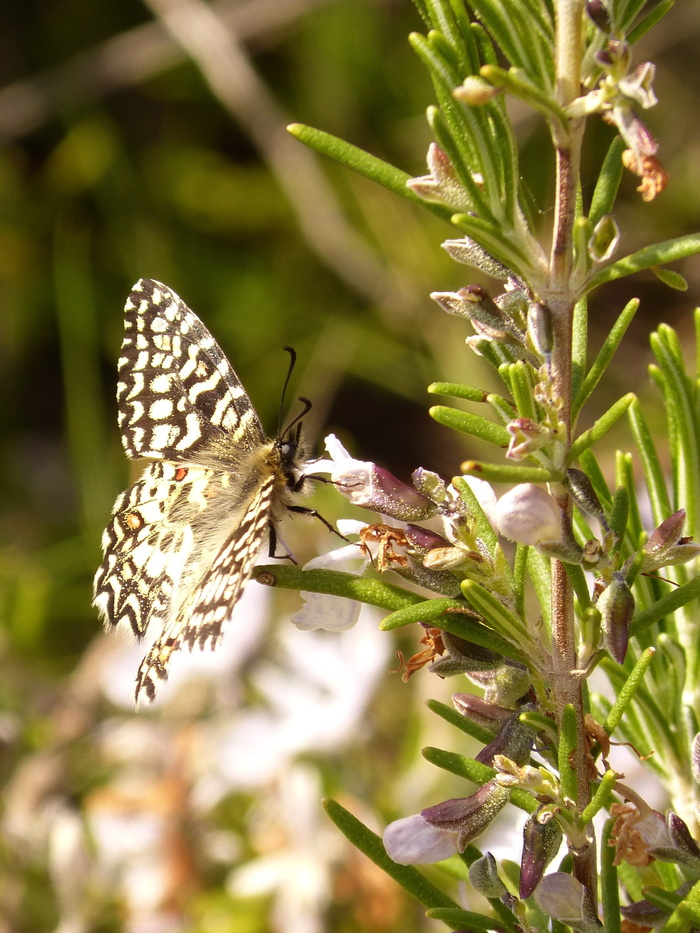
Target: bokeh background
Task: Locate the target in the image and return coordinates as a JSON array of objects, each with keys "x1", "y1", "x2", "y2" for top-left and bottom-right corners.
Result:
[{"x1": 1, "y1": 1, "x2": 699, "y2": 930}]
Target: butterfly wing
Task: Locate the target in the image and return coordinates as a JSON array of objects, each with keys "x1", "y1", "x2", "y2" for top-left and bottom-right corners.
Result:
[
  {"x1": 134, "y1": 471, "x2": 278, "y2": 702},
  {"x1": 94, "y1": 460, "x2": 218, "y2": 638},
  {"x1": 118, "y1": 278, "x2": 265, "y2": 460},
  {"x1": 95, "y1": 279, "x2": 303, "y2": 702}
]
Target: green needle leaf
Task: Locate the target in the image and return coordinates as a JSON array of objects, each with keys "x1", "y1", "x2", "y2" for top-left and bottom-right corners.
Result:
[{"x1": 323, "y1": 799, "x2": 460, "y2": 910}]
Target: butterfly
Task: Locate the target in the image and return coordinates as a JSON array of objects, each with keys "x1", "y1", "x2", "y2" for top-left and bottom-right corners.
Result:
[{"x1": 93, "y1": 278, "x2": 310, "y2": 702}]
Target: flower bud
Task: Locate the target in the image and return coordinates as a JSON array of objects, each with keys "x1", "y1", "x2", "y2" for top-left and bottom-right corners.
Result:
[
  {"x1": 507, "y1": 418, "x2": 551, "y2": 460},
  {"x1": 403, "y1": 523, "x2": 451, "y2": 554},
  {"x1": 664, "y1": 812, "x2": 700, "y2": 866},
  {"x1": 441, "y1": 237, "x2": 511, "y2": 279},
  {"x1": 567, "y1": 469, "x2": 609, "y2": 528},
  {"x1": 411, "y1": 468, "x2": 447, "y2": 502},
  {"x1": 520, "y1": 812, "x2": 564, "y2": 898},
  {"x1": 430, "y1": 632, "x2": 502, "y2": 676},
  {"x1": 588, "y1": 214, "x2": 620, "y2": 263},
  {"x1": 406, "y1": 143, "x2": 472, "y2": 211},
  {"x1": 598, "y1": 572, "x2": 634, "y2": 663},
  {"x1": 336, "y1": 461, "x2": 438, "y2": 522},
  {"x1": 468, "y1": 852, "x2": 506, "y2": 898},
  {"x1": 453, "y1": 76, "x2": 502, "y2": 105},
  {"x1": 466, "y1": 663, "x2": 532, "y2": 707},
  {"x1": 534, "y1": 873, "x2": 594, "y2": 928},
  {"x1": 452, "y1": 693, "x2": 513, "y2": 730},
  {"x1": 527, "y1": 301, "x2": 554, "y2": 357},
  {"x1": 586, "y1": 0, "x2": 611, "y2": 32},
  {"x1": 476, "y1": 712, "x2": 537, "y2": 767},
  {"x1": 495, "y1": 484, "x2": 563, "y2": 546},
  {"x1": 642, "y1": 508, "x2": 700, "y2": 572},
  {"x1": 421, "y1": 780, "x2": 510, "y2": 850}
]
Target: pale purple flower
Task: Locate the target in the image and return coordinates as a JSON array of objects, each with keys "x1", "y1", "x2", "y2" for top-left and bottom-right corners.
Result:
[
  {"x1": 495, "y1": 484, "x2": 563, "y2": 546},
  {"x1": 383, "y1": 813, "x2": 460, "y2": 865}
]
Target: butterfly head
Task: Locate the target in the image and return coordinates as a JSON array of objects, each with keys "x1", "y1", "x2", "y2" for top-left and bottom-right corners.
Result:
[{"x1": 276, "y1": 396, "x2": 311, "y2": 492}]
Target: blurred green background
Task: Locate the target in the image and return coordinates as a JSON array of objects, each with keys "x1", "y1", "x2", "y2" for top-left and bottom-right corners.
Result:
[{"x1": 0, "y1": 1, "x2": 699, "y2": 930}]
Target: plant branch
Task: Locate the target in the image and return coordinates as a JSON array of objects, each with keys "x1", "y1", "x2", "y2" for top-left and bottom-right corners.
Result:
[{"x1": 548, "y1": 0, "x2": 598, "y2": 910}]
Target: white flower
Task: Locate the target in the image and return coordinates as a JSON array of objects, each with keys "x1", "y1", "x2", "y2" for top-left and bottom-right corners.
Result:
[
  {"x1": 291, "y1": 520, "x2": 368, "y2": 632},
  {"x1": 495, "y1": 484, "x2": 562, "y2": 546},
  {"x1": 310, "y1": 435, "x2": 374, "y2": 503},
  {"x1": 383, "y1": 813, "x2": 459, "y2": 865}
]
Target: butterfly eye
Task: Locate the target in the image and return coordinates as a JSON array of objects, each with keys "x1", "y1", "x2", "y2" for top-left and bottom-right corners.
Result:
[{"x1": 279, "y1": 441, "x2": 297, "y2": 461}]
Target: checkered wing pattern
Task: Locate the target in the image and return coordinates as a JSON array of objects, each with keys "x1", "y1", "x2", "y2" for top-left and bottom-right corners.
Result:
[
  {"x1": 94, "y1": 279, "x2": 300, "y2": 703},
  {"x1": 117, "y1": 277, "x2": 264, "y2": 459}
]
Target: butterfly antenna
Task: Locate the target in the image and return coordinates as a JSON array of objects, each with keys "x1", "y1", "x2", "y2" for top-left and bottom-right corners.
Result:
[
  {"x1": 278, "y1": 346, "x2": 297, "y2": 435},
  {"x1": 279, "y1": 347, "x2": 312, "y2": 438}
]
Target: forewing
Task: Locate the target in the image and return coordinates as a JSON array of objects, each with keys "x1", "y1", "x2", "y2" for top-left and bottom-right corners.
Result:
[
  {"x1": 118, "y1": 278, "x2": 265, "y2": 460},
  {"x1": 134, "y1": 473, "x2": 277, "y2": 702}
]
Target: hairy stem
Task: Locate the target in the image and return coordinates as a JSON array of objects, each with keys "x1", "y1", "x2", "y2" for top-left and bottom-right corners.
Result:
[{"x1": 549, "y1": 0, "x2": 598, "y2": 910}]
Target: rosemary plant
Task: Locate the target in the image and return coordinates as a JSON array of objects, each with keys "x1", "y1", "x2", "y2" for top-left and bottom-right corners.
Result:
[{"x1": 256, "y1": 0, "x2": 700, "y2": 929}]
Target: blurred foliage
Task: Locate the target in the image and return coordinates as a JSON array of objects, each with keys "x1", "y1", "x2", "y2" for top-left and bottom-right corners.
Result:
[{"x1": 0, "y1": 0, "x2": 699, "y2": 930}]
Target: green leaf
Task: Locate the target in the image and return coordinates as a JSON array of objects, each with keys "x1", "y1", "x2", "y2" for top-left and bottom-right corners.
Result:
[
  {"x1": 650, "y1": 324, "x2": 700, "y2": 533},
  {"x1": 567, "y1": 393, "x2": 636, "y2": 462},
  {"x1": 603, "y1": 648, "x2": 656, "y2": 738},
  {"x1": 487, "y1": 392, "x2": 519, "y2": 426},
  {"x1": 287, "y1": 123, "x2": 453, "y2": 222},
  {"x1": 658, "y1": 876, "x2": 700, "y2": 932},
  {"x1": 426, "y1": 907, "x2": 503, "y2": 930},
  {"x1": 580, "y1": 770, "x2": 618, "y2": 824},
  {"x1": 414, "y1": 43, "x2": 501, "y2": 215},
  {"x1": 585, "y1": 233, "x2": 700, "y2": 293},
  {"x1": 480, "y1": 63, "x2": 567, "y2": 134},
  {"x1": 600, "y1": 819, "x2": 623, "y2": 933},
  {"x1": 429, "y1": 405, "x2": 511, "y2": 446},
  {"x1": 627, "y1": 0, "x2": 675, "y2": 45},
  {"x1": 451, "y1": 211, "x2": 537, "y2": 277},
  {"x1": 571, "y1": 296, "x2": 588, "y2": 409},
  {"x1": 460, "y1": 461, "x2": 565, "y2": 483},
  {"x1": 631, "y1": 577, "x2": 700, "y2": 637},
  {"x1": 572, "y1": 299, "x2": 639, "y2": 421},
  {"x1": 253, "y1": 565, "x2": 422, "y2": 611},
  {"x1": 608, "y1": 485, "x2": 630, "y2": 545},
  {"x1": 627, "y1": 398, "x2": 672, "y2": 523},
  {"x1": 578, "y1": 449, "x2": 613, "y2": 507},
  {"x1": 615, "y1": 452, "x2": 645, "y2": 556},
  {"x1": 461, "y1": 579, "x2": 530, "y2": 642},
  {"x1": 557, "y1": 705, "x2": 579, "y2": 803},
  {"x1": 504, "y1": 359, "x2": 537, "y2": 421},
  {"x1": 467, "y1": 0, "x2": 554, "y2": 84},
  {"x1": 588, "y1": 136, "x2": 626, "y2": 228},
  {"x1": 428, "y1": 381, "x2": 489, "y2": 401},
  {"x1": 380, "y1": 597, "x2": 528, "y2": 665},
  {"x1": 427, "y1": 698, "x2": 495, "y2": 744},
  {"x1": 652, "y1": 266, "x2": 689, "y2": 291},
  {"x1": 422, "y1": 747, "x2": 536, "y2": 812},
  {"x1": 323, "y1": 799, "x2": 460, "y2": 910}
]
